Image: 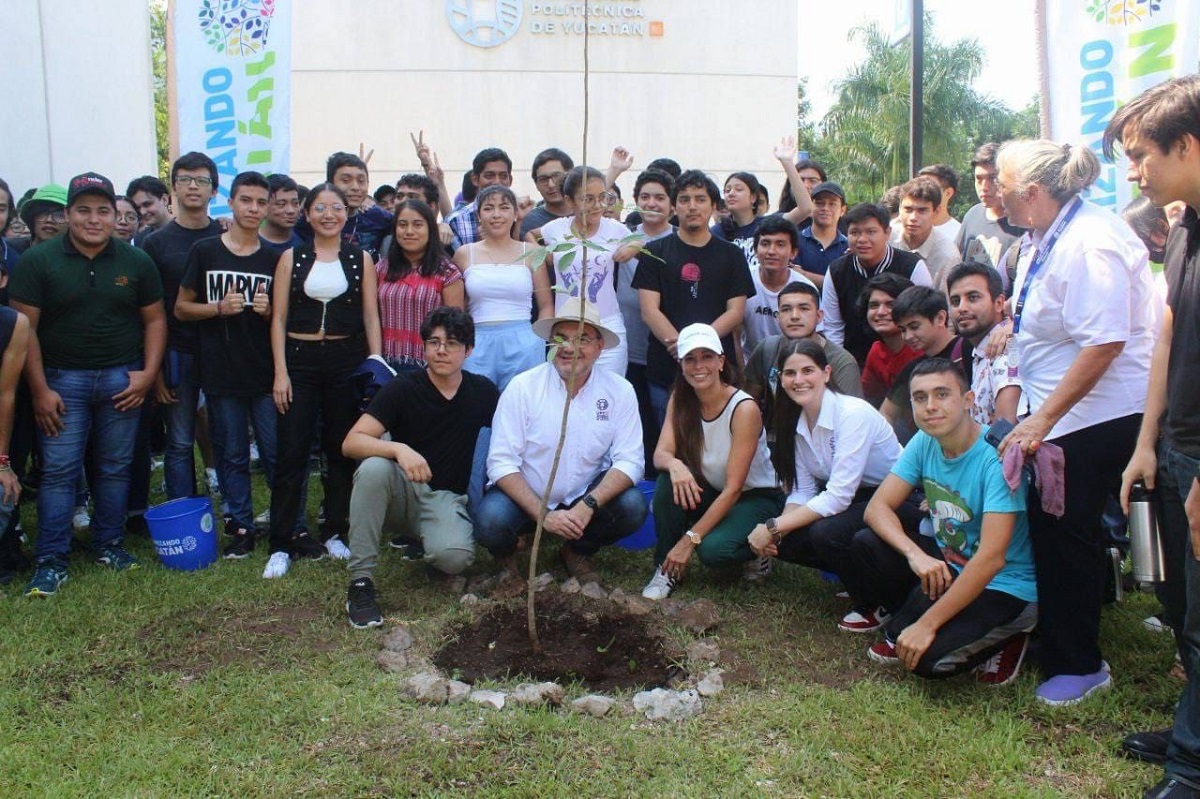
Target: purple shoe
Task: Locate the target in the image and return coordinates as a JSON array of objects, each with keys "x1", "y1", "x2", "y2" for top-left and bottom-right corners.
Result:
[{"x1": 1035, "y1": 662, "x2": 1112, "y2": 706}]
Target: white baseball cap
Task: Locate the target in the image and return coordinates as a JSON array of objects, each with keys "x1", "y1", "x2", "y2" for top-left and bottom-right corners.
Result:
[{"x1": 676, "y1": 323, "x2": 723, "y2": 359}]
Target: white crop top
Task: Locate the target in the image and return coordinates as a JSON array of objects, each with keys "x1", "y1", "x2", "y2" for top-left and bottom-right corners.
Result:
[
  {"x1": 463, "y1": 245, "x2": 535, "y2": 324},
  {"x1": 304, "y1": 259, "x2": 349, "y2": 301},
  {"x1": 700, "y1": 390, "x2": 778, "y2": 492}
]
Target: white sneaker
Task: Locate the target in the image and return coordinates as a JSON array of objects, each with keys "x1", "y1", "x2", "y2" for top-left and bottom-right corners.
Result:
[
  {"x1": 71, "y1": 506, "x2": 91, "y2": 532},
  {"x1": 254, "y1": 508, "x2": 271, "y2": 526},
  {"x1": 742, "y1": 555, "x2": 772, "y2": 582},
  {"x1": 263, "y1": 551, "x2": 291, "y2": 579},
  {"x1": 325, "y1": 537, "x2": 351, "y2": 560},
  {"x1": 641, "y1": 568, "x2": 676, "y2": 600}
]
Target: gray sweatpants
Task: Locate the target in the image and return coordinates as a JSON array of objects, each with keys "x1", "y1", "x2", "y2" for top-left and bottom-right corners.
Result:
[{"x1": 347, "y1": 456, "x2": 475, "y2": 581}]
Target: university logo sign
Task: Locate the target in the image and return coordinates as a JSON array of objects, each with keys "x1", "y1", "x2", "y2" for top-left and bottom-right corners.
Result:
[{"x1": 446, "y1": 0, "x2": 523, "y2": 48}]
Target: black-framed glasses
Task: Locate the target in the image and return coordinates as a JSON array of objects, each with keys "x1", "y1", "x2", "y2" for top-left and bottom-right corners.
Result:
[
  {"x1": 535, "y1": 172, "x2": 566, "y2": 187},
  {"x1": 175, "y1": 175, "x2": 213, "y2": 188}
]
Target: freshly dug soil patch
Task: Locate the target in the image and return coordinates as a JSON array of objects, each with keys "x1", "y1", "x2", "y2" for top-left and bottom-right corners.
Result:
[{"x1": 434, "y1": 593, "x2": 677, "y2": 692}]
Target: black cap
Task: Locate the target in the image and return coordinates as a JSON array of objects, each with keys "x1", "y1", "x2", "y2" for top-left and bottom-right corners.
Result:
[
  {"x1": 810, "y1": 181, "x2": 846, "y2": 201},
  {"x1": 66, "y1": 172, "x2": 117, "y2": 208}
]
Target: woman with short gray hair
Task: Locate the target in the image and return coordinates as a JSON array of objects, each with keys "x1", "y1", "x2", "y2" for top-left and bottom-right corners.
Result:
[{"x1": 994, "y1": 139, "x2": 1160, "y2": 705}]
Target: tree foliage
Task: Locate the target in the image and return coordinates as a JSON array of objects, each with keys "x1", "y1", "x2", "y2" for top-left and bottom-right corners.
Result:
[
  {"x1": 801, "y1": 17, "x2": 1038, "y2": 213},
  {"x1": 150, "y1": 0, "x2": 169, "y2": 178}
]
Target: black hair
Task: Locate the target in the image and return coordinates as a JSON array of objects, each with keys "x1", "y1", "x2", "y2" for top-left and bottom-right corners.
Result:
[
  {"x1": 646, "y1": 158, "x2": 682, "y2": 179},
  {"x1": 757, "y1": 183, "x2": 770, "y2": 210},
  {"x1": 609, "y1": 182, "x2": 622, "y2": 199},
  {"x1": 843, "y1": 202, "x2": 891, "y2": 230},
  {"x1": 373, "y1": 185, "x2": 396, "y2": 203},
  {"x1": 474, "y1": 184, "x2": 518, "y2": 212},
  {"x1": 754, "y1": 214, "x2": 800, "y2": 250},
  {"x1": 771, "y1": 338, "x2": 837, "y2": 493},
  {"x1": 856, "y1": 273, "x2": 915, "y2": 320},
  {"x1": 970, "y1": 142, "x2": 1001, "y2": 170},
  {"x1": 302, "y1": 182, "x2": 349, "y2": 215},
  {"x1": 1103, "y1": 75, "x2": 1200, "y2": 161},
  {"x1": 385, "y1": 199, "x2": 446, "y2": 282},
  {"x1": 634, "y1": 169, "x2": 674, "y2": 199},
  {"x1": 892, "y1": 285, "x2": 949, "y2": 325},
  {"x1": 420, "y1": 305, "x2": 476, "y2": 349},
  {"x1": 672, "y1": 170, "x2": 720, "y2": 204},
  {"x1": 562, "y1": 165, "x2": 606, "y2": 201},
  {"x1": 0, "y1": 178, "x2": 12, "y2": 235},
  {"x1": 326, "y1": 152, "x2": 368, "y2": 181},
  {"x1": 472, "y1": 147, "x2": 513, "y2": 177},
  {"x1": 945, "y1": 261, "x2": 1003, "y2": 301},
  {"x1": 171, "y1": 151, "x2": 220, "y2": 190},
  {"x1": 460, "y1": 171, "x2": 477, "y2": 204},
  {"x1": 395, "y1": 173, "x2": 439, "y2": 207},
  {"x1": 229, "y1": 171, "x2": 269, "y2": 200},
  {"x1": 909, "y1": 357, "x2": 970, "y2": 392},
  {"x1": 796, "y1": 159, "x2": 828, "y2": 181},
  {"x1": 296, "y1": 185, "x2": 309, "y2": 204},
  {"x1": 125, "y1": 175, "x2": 170, "y2": 200},
  {"x1": 778, "y1": 280, "x2": 821, "y2": 308},
  {"x1": 917, "y1": 164, "x2": 959, "y2": 194},
  {"x1": 531, "y1": 147, "x2": 574, "y2": 179},
  {"x1": 267, "y1": 173, "x2": 298, "y2": 197}
]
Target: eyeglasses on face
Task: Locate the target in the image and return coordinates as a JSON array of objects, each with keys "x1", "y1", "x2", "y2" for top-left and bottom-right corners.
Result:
[
  {"x1": 175, "y1": 175, "x2": 213, "y2": 187},
  {"x1": 311, "y1": 203, "x2": 347, "y2": 214},
  {"x1": 424, "y1": 338, "x2": 464, "y2": 352},
  {"x1": 551, "y1": 333, "x2": 599, "y2": 347}
]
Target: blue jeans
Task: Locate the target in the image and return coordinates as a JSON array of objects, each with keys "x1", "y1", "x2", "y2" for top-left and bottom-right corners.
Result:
[
  {"x1": 162, "y1": 349, "x2": 200, "y2": 499},
  {"x1": 35, "y1": 364, "x2": 141, "y2": 563},
  {"x1": 473, "y1": 480, "x2": 648, "y2": 558},
  {"x1": 207, "y1": 393, "x2": 278, "y2": 531},
  {"x1": 648, "y1": 381, "x2": 671, "y2": 429},
  {"x1": 1159, "y1": 443, "x2": 1200, "y2": 783}
]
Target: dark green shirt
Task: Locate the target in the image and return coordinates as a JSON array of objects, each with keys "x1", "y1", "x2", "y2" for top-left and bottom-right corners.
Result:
[{"x1": 10, "y1": 234, "x2": 163, "y2": 369}]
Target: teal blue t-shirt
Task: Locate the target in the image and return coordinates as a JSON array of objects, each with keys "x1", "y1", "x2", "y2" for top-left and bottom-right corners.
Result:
[{"x1": 891, "y1": 426, "x2": 1037, "y2": 603}]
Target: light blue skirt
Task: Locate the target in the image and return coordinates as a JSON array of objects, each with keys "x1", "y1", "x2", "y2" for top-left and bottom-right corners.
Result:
[{"x1": 464, "y1": 319, "x2": 546, "y2": 391}]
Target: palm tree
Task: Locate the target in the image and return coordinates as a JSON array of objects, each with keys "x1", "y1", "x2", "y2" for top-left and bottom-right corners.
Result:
[{"x1": 814, "y1": 17, "x2": 1030, "y2": 206}]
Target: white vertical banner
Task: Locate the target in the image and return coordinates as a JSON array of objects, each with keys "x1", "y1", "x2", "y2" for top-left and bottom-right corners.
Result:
[
  {"x1": 1042, "y1": 0, "x2": 1200, "y2": 212},
  {"x1": 173, "y1": 0, "x2": 291, "y2": 216}
]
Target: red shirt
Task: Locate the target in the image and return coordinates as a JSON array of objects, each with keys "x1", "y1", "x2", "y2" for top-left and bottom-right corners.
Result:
[
  {"x1": 376, "y1": 257, "x2": 462, "y2": 368},
  {"x1": 862, "y1": 341, "x2": 921, "y2": 406}
]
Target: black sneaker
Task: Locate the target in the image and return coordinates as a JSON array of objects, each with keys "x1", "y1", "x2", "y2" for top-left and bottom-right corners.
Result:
[
  {"x1": 292, "y1": 531, "x2": 326, "y2": 560},
  {"x1": 124, "y1": 514, "x2": 150, "y2": 537},
  {"x1": 346, "y1": 577, "x2": 383, "y2": 628},
  {"x1": 223, "y1": 524, "x2": 256, "y2": 560}
]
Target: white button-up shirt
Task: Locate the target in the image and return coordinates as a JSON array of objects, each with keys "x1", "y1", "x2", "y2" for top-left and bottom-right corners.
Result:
[
  {"x1": 1010, "y1": 199, "x2": 1161, "y2": 439},
  {"x1": 487, "y1": 362, "x2": 644, "y2": 507},
  {"x1": 787, "y1": 391, "x2": 901, "y2": 517}
]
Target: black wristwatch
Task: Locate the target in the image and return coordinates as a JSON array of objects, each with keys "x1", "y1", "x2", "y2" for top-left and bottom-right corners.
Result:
[{"x1": 581, "y1": 494, "x2": 599, "y2": 511}]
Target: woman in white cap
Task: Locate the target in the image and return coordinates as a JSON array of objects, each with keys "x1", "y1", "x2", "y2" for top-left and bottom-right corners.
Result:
[{"x1": 642, "y1": 323, "x2": 783, "y2": 600}]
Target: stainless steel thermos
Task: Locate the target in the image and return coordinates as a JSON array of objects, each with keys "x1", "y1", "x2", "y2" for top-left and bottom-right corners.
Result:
[{"x1": 1128, "y1": 481, "x2": 1167, "y2": 583}]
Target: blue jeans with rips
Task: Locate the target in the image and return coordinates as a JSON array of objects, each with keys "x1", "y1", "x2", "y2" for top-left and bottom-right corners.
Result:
[{"x1": 35, "y1": 364, "x2": 141, "y2": 564}]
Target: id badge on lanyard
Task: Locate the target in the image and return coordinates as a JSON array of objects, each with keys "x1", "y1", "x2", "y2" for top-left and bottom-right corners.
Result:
[{"x1": 1008, "y1": 196, "x2": 1084, "y2": 377}]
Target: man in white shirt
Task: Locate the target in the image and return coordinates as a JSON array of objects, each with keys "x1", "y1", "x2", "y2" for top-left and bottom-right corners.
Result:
[
  {"x1": 917, "y1": 164, "x2": 963, "y2": 240},
  {"x1": 891, "y1": 177, "x2": 962, "y2": 290},
  {"x1": 740, "y1": 216, "x2": 816, "y2": 361},
  {"x1": 477, "y1": 297, "x2": 648, "y2": 586}
]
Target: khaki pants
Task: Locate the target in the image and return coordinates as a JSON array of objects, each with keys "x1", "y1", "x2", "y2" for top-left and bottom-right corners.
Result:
[{"x1": 347, "y1": 456, "x2": 475, "y2": 581}]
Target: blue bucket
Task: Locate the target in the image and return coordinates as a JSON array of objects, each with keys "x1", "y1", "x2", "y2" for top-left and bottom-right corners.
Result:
[
  {"x1": 144, "y1": 497, "x2": 218, "y2": 571},
  {"x1": 616, "y1": 479, "x2": 657, "y2": 551}
]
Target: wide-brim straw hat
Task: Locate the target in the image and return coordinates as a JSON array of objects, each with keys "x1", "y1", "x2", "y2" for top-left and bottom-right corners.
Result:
[{"x1": 531, "y1": 296, "x2": 620, "y2": 349}]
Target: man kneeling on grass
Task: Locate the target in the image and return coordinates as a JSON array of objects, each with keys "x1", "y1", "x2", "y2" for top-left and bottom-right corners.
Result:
[
  {"x1": 342, "y1": 307, "x2": 499, "y2": 628},
  {"x1": 852, "y1": 358, "x2": 1038, "y2": 685}
]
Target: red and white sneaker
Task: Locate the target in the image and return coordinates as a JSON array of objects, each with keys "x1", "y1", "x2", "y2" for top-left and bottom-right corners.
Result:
[
  {"x1": 868, "y1": 639, "x2": 901, "y2": 666},
  {"x1": 975, "y1": 634, "x2": 1030, "y2": 686},
  {"x1": 838, "y1": 607, "x2": 889, "y2": 633}
]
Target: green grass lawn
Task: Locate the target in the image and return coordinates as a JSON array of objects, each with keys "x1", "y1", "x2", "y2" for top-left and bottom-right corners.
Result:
[{"x1": 0, "y1": 468, "x2": 1183, "y2": 798}]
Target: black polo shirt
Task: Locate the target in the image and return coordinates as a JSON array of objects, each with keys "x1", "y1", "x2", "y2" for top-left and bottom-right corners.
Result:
[{"x1": 9, "y1": 234, "x2": 163, "y2": 369}]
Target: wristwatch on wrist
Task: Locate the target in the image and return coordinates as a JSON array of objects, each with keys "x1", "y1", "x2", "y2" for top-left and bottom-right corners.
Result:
[
  {"x1": 765, "y1": 516, "x2": 782, "y2": 544},
  {"x1": 684, "y1": 529, "x2": 702, "y2": 545},
  {"x1": 581, "y1": 494, "x2": 599, "y2": 511}
]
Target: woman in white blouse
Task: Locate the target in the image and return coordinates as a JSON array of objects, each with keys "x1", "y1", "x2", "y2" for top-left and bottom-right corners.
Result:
[
  {"x1": 993, "y1": 139, "x2": 1159, "y2": 706},
  {"x1": 748, "y1": 338, "x2": 922, "y2": 632}
]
